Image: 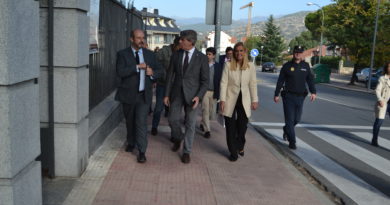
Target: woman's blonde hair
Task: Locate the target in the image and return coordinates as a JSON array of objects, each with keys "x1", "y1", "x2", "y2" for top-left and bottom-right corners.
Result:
[{"x1": 230, "y1": 42, "x2": 250, "y2": 71}]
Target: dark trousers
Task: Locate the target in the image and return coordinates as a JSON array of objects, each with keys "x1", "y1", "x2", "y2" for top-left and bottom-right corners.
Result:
[
  {"x1": 152, "y1": 84, "x2": 165, "y2": 129},
  {"x1": 122, "y1": 92, "x2": 149, "y2": 153},
  {"x1": 224, "y1": 93, "x2": 248, "y2": 157},
  {"x1": 282, "y1": 93, "x2": 305, "y2": 144},
  {"x1": 372, "y1": 106, "x2": 390, "y2": 143}
]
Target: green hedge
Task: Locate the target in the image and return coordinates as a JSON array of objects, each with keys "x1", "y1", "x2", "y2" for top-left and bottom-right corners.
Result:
[{"x1": 319, "y1": 56, "x2": 342, "y2": 70}]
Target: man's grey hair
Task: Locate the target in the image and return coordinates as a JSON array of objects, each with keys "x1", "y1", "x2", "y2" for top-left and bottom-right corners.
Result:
[{"x1": 180, "y1": 30, "x2": 197, "y2": 45}]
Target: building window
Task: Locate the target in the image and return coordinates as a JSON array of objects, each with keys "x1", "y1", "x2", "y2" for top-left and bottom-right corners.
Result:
[{"x1": 155, "y1": 36, "x2": 160, "y2": 44}]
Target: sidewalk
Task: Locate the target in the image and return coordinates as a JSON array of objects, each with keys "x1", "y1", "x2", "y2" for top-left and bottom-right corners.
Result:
[
  {"x1": 324, "y1": 73, "x2": 375, "y2": 94},
  {"x1": 44, "y1": 113, "x2": 333, "y2": 205}
]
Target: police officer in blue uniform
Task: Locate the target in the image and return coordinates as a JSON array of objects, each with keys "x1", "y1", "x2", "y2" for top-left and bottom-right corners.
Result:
[{"x1": 274, "y1": 46, "x2": 317, "y2": 149}]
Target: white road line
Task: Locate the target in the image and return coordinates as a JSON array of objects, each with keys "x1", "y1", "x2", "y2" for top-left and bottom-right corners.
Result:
[
  {"x1": 266, "y1": 129, "x2": 390, "y2": 205},
  {"x1": 310, "y1": 130, "x2": 390, "y2": 178},
  {"x1": 250, "y1": 122, "x2": 390, "y2": 130},
  {"x1": 351, "y1": 132, "x2": 390, "y2": 150}
]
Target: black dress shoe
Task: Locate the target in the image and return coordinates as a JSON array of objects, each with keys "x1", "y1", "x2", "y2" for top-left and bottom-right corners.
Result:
[
  {"x1": 172, "y1": 140, "x2": 181, "y2": 152},
  {"x1": 181, "y1": 153, "x2": 190, "y2": 164},
  {"x1": 125, "y1": 145, "x2": 134, "y2": 152},
  {"x1": 238, "y1": 150, "x2": 244, "y2": 157},
  {"x1": 170, "y1": 137, "x2": 175, "y2": 143},
  {"x1": 228, "y1": 154, "x2": 238, "y2": 162},
  {"x1": 151, "y1": 127, "x2": 158, "y2": 136},
  {"x1": 371, "y1": 141, "x2": 379, "y2": 147},
  {"x1": 200, "y1": 124, "x2": 204, "y2": 132},
  {"x1": 203, "y1": 131, "x2": 210, "y2": 138},
  {"x1": 137, "y1": 153, "x2": 147, "y2": 163},
  {"x1": 288, "y1": 143, "x2": 297, "y2": 150}
]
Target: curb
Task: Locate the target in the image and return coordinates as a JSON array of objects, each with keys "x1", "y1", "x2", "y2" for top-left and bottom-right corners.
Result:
[
  {"x1": 251, "y1": 124, "x2": 356, "y2": 205},
  {"x1": 321, "y1": 81, "x2": 375, "y2": 95}
]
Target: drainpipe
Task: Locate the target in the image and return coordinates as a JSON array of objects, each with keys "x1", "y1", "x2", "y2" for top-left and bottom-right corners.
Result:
[{"x1": 47, "y1": 0, "x2": 55, "y2": 178}]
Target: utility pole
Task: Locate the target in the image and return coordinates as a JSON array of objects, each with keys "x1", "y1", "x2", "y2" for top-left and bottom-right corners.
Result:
[{"x1": 367, "y1": 0, "x2": 380, "y2": 90}]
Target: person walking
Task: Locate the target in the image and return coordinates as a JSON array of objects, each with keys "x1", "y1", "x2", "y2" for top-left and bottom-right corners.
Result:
[
  {"x1": 372, "y1": 62, "x2": 390, "y2": 147},
  {"x1": 219, "y1": 42, "x2": 258, "y2": 161},
  {"x1": 274, "y1": 46, "x2": 316, "y2": 150},
  {"x1": 115, "y1": 29, "x2": 162, "y2": 163},
  {"x1": 151, "y1": 36, "x2": 180, "y2": 136},
  {"x1": 200, "y1": 47, "x2": 223, "y2": 138},
  {"x1": 164, "y1": 30, "x2": 209, "y2": 164}
]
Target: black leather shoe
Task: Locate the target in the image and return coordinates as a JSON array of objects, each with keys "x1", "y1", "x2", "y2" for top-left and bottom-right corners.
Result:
[
  {"x1": 125, "y1": 145, "x2": 134, "y2": 152},
  {"x1": 204, "y1": 131, "x2": 210, "y2": 138},
  {"x1": 288, "y1": 143, "x2": 297, "y2": 150},
  {"x1": 181, "y1": 153, "x2": 190, "y2": 164},
  {"x1": 371, "y1": 141, "x2": 379, "y2": 147},
  {"x1": 170, "y1": 137, "x2": 175, "y2": 143},
  {"x1": 228, "y1": 154, "x2": 238, "y2": 162},
  {"x1": 172, "y1": 140, "x2": 181, "y2": 152},
  {"x1": 200, "y1": 124, "x2": 204, "y2": 132},
  {"x1": 137, "y1": 153, "x2": 147, "y2": 163},
  {"x1": 238, "y1": 150, "x2": 244, "y2": 157},
  {"x1": 151, "y1": 127, "x2": 158, "y2": 136}
]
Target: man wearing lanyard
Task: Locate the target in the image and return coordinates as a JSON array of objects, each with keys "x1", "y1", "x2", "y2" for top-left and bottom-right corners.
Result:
[{"x1": 115, "y1": 29, "x2": 162, "y2": 163}]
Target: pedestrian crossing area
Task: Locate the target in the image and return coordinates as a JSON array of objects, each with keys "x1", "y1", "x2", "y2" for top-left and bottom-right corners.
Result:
[{"x1": 251, "y1": 122, "x2": 390, "y2": 205}]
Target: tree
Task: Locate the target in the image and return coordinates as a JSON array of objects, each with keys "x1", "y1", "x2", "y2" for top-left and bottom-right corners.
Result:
[
  {"x1": 305, "y1": 0, "x2": 390, "y2": 84},
  {"x1": 260, "y1": 15, "x2": 285, "y2": 64},
  {"x1": 288, "y1": 31, "x2": 319, "y2": 54}
]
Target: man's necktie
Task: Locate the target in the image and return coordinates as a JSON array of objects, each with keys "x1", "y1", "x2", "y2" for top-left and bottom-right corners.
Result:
[
  {"x1": 135, "y1": 51, "x2": 140, "y2": 64},
  {"x1": 183, "y1": 51, "x2": 189, "y2": 74}
]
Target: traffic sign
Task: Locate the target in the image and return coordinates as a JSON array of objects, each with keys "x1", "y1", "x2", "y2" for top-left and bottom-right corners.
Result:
[{"x1": 250, "y1": 49, "x2": 259, "y2": 57}]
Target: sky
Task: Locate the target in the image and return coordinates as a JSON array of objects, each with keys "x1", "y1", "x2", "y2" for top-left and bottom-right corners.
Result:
[{"x1": 130, "y1": 0, "x2": 334, "y2": 20}]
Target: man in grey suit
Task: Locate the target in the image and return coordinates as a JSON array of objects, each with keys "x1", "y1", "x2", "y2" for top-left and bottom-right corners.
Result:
[
  {"x1": 115, "y1": 29, "x2": 162, "y2": 163},
  {"x1": 164, "y1": 30, "x2": 209, "y2": 164}
]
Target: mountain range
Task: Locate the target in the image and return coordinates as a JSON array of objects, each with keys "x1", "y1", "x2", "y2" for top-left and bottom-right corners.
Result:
[{"x1": 174, "y1": 11, "x2": 312, "y2": 43}]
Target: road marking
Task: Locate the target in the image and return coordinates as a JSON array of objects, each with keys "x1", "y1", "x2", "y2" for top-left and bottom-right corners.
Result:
[
  {"x1": 250, "y1": 122, "x2": 390, "y2": 130},
  {"x1": 265, "y1": 129, "x2": 390, "y2": 205},
  {"x1": 309, "y1": 130, "x2": 390, "y2": 178},
  {"x1": 351, "y1": 132, "x2": 390, "y2": 150}
]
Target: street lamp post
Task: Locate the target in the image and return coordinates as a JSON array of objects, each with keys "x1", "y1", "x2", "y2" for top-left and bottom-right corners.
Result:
[
  {"x1": 367, "y1": 0, "x2": 381, "y2": 90},
  {"x1": 260, "y1": 45, "x2": 264, "y2": 67},
  {"x1": 307, "y1": 2, "x2": 324, "y2": 64}
]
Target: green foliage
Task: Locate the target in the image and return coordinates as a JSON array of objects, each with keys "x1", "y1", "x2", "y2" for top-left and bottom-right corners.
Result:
[
  {"x1": 319, "y1": 56, "x2": 342, "y2": 70},
  {"x1": 305, "y1": 0, "x2": 390, "y2": 67},
  {"x1": 244, "y1": 36, "x2": 263, "y2": 54},
  {"x1": 288, "y1": 31, "x2": 319, "y2": 54},
  {"x1": 260, "y1": 15, "x2": 286, "y2": 64}
]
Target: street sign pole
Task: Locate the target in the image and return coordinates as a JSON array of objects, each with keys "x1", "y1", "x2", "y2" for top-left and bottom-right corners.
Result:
[
  {"x1": 214, "y1": 0, "x2": 222, "y2": 61},
  {"x1": 367, "y1": 0, "x2": 380, "y2": 90}
]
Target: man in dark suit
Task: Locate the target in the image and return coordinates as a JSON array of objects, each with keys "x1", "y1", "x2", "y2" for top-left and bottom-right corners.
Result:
[
  {"x1": 164, "y1": 30, "x2": 209, "y2": 164},
  {"x1": 218, "y1": 46, "x2": 233, "y2": 65},
  {"x1": 115, "y1": 29, "x2": 162, "y2": 163}
]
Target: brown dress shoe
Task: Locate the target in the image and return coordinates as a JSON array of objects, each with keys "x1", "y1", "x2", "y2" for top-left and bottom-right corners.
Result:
[
  {"x1": 181, "y1": 153, "x2": 190, "y2": 164},
  {"x1": 172, "y1": 140, "x2": 181, "y2": 152}
]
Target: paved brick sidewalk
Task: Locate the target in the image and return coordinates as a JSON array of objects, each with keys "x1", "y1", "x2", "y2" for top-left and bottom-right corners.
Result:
[{"x1": 62, "y1": 115, "x2": 332, "y2": 205}]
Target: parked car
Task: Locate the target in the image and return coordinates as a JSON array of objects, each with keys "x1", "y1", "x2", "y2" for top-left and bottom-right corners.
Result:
[
  {"x1": 262, "y1": 62, "x2": 276, "y2": 72},
  {"x1": 356, "y1": 68, "x2": 371, "y2": 82},
  {"x1": 366, "y1": 67, "x2": 383, "y2": 89}
]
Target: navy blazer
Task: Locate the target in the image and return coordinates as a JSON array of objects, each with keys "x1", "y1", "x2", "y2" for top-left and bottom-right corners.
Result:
[{"x1": 212, "y1": 62, "x2": 223, "y2": 100}]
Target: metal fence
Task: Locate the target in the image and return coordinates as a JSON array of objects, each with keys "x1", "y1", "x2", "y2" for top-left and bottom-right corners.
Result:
[{"x1": 89, "y1": 0, "x2": 144, "y2": 110}]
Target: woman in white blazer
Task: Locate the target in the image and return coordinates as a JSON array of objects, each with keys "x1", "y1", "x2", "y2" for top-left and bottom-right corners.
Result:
[
  {"x1": 220, "y1": 42, "x2": 258, "y2": 161},
  {"x1": 372, "y1": 62, "x2": 390, "y2": 147}
]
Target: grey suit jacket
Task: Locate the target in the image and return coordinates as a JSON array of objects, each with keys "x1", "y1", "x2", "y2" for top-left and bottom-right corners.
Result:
[
  {"x1": 115, "y1": 47, "x2": 163, "y2": 105},
  {"x1": 165, "y1": 48, "x2": 209, "y2": 105}
]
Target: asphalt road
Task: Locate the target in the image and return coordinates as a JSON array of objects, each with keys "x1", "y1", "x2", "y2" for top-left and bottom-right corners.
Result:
[{"x1": 250, "y1": 71, "x2": 390, "y2": 205}]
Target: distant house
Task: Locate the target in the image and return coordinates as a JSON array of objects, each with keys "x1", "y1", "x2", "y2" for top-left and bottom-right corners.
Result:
[
  {"x1": 205, "y1": 31, "x2": 234, "y2": 54},
  {"x1": 137, "y1": 8, "x2": 180, "y2": 50}
]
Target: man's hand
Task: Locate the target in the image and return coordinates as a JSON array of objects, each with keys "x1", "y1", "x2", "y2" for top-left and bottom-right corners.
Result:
[
  {"x1": 138, "y1": 63, "x2": 147, "y2": 70},
  {"x1": 220, "y1": 101, "x2": 225, "y2": 113},
  {"x1": 164, "y1": 97, "x2": 170, "y2": 107},
  {"x1": 192, "y1": 96, "x2": 199, "y2": 109},
  {"x1": 251, "y1": 102, "x2": 259, "y2": 110},
  {"x1": 378, "y1": 100, "x2": 384, "y2": 107},
  {"x1": 274, "y1": 96, "x2": 280, "y2": 103},
  {"x1": 310, "y1": 93, "x2": 317, "y2": 102},
  {"x1": 146, "y1": 66, "x2": 153, "y2": 76}
]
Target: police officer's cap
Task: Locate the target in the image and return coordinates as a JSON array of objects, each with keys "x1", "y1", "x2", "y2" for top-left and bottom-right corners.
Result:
[{"x1": 293, "y1": 46, "x2": 304, "y2": 53}]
